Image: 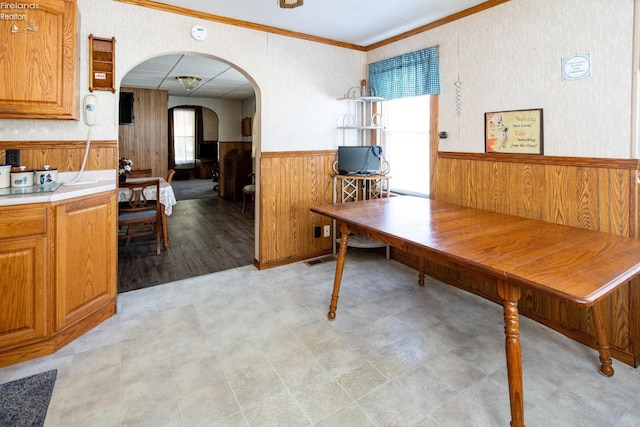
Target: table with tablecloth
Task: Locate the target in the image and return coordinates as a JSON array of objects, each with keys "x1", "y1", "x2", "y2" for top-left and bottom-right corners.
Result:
[{"x1": 118, "y1": 177, "x2": 176, "y2": 249}]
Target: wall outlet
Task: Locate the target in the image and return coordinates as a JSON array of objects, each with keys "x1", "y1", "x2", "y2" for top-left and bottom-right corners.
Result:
[
  {"x1": 6, "y1": 149, "x2": 19, "y2": 166},
  {"x1": 314, "y1": 226, "x2": 321, "y2": 238},
  {"x1": 323, "y1": 225, "x2": 331, "y2": 237}
]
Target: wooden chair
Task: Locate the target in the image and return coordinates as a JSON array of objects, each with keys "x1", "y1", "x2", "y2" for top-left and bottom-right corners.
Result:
[
  {"x1": 165, "y1": 169, "x2": 175, "y2": 184},
  {"x1": 128, "y1": 168, "x2": 153, "y2": 178},
  {"x1": 242, "y1": 173, "x2": 255, "y2": 217},
  {"x1": 118, "y1": 179, "x2": 163, "y2": 254}
]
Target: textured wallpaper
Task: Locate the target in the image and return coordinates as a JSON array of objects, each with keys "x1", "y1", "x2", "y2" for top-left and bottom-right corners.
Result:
[
  {"x1": 367, "y1": 0, "x2": 636, "y2": 158},
  {"x1": 0, "y1": 0, "x2": 364, "y2": 154},
  {"x1": 1, "y1": 0, "x2": 635, "y2": 159}
]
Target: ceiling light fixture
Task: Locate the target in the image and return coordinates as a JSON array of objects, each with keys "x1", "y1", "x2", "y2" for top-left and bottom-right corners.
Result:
[
  {"x1": 279, "y1": 0, "x2": 303, "y2": 9},
  {"x1": 176, "y1": 76, "x2": 201, "y2": 91}
]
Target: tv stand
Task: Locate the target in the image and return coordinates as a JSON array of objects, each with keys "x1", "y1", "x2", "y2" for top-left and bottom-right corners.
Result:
[
  {"x1": 346, "y1": 172, "x2": 378, "y2": 177},
  {"x1": 332, "y1": 174, "x2": 390, "y2": 258},
  {"x1": 195, "y1": 158, "x2": 218, "y2": 180}
]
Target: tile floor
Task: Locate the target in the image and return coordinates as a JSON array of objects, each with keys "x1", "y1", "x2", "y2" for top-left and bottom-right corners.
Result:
[{"x1": 2, "y1": 251, "x2": 640, "y2": 426}]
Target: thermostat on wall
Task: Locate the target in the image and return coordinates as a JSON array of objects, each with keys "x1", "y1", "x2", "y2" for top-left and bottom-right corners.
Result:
[{"x1": 191, "y1": 25, "x2": 207, "y2": 41}]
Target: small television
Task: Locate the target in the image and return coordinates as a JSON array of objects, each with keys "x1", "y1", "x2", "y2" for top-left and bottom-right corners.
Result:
[
  {"x1": 337, "y1": 146, "x2": 382, "y2": 175},
  {"x1": 119, "y1": 92, "x2": 134, "y2": 125},
  {"x1": 199, "y1": 141, "x2": 218, "y2": 162}
]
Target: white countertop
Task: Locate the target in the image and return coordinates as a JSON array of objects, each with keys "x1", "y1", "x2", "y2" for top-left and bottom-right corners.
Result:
[{"x1": 0, "y1": 170, "x2": 116, "y2": 206}]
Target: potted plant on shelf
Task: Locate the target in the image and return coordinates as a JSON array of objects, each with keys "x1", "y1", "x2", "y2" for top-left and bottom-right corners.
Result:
[{"x1": 119, "y1": 157, "x2": 132, "y2": 182}]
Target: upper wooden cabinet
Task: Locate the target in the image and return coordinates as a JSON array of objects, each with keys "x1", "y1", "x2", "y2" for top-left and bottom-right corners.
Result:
[{"x1": 0, "y1": 0, "x2": 79, "y2": 119}]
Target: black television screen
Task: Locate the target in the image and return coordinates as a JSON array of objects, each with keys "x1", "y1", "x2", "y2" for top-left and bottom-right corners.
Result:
[
  {"x1": 338, "y1": 146, "x2": 382, "y2": 175},
  {"x1": 199, "y1": 142, "x2": 218, "y2": 161},
  {"x1": 119, "y1": 92, "x2": 134, "y2": 125}
]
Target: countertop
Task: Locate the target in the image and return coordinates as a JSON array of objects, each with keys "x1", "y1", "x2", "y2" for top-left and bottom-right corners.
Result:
[{"x1": 0, "y1": 170, "x2": 116, "y2": 207}]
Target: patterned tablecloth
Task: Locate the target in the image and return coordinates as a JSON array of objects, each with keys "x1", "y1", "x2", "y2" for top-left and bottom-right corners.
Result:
[{"x1": 117, "y1": 177, "x2": 177, "y2": 215}]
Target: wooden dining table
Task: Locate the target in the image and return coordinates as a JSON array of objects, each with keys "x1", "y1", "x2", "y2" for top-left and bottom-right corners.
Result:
[
  {"x1": 311, "y1": 195, "x2": 640, "y2": 427},
  {"x1": 118, "y1": 176, "x2": 177, "y2": 249}
]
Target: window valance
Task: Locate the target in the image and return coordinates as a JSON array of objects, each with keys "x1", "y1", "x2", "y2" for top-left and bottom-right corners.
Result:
[{"x1": 368, "y1": 46, "x2": 440, "y2": 101}]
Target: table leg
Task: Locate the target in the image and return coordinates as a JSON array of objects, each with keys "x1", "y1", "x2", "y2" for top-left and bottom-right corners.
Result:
[
  {"x1": 328, "y1": 223, "x2": 350, "y2": 320},
  {"x1": 418, "y1": 258, "x2": 425, "y2": 286},
  {"x1": 591, "y1": 302, "x2": 614, "y2": 377},
  {"x1": 497, "y1": 280, "x2": 525, "y2": 427},
  {"x1": 161, "y1": 212, "x2": 169, "y2": 250}
]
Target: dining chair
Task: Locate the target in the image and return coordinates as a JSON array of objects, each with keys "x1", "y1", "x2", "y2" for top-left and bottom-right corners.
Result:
[
  {"x1": 128, "y1": 168, "x2": 153, "y2": 178},
  {"x1": 165, "y1": 169, "x2": 175, "y2": 184},
  {"x1": 242, "y1": 173, "x2": 255, "y2": 217},
  {"x1": 118, "y1": 179, "x2": 163, "y2": 254}
]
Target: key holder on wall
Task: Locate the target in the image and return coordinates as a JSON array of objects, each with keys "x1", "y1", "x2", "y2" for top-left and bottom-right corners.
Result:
[{"x1": 89, "y1": 35, "x2": 116, "y2": 93}]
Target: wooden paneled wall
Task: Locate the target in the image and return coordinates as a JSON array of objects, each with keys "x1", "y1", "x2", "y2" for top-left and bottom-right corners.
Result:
[
  {"x1": 432, "y1": 152, "x2": 637, "y2": 237},
  {"x1": 258, "y1": 150, "x2": 336, "y2": 268},
  {"x1": 118, "y1": 87, "x2": 168, "y2": 177},
  {"x1": 397, "y1": 151, "x2": 640, "y2": 366},
  {"x1": 0, "y1": 141, "x2": 118, "y2": 172}
]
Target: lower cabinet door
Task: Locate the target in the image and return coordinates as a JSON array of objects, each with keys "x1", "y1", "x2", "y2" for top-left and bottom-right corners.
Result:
[
  {"x1": 54, "y1": 193, "x2": 117, "y2": 332},
  {"x1": 0, "y1": 238, "x2": 47, "y2": 350}
]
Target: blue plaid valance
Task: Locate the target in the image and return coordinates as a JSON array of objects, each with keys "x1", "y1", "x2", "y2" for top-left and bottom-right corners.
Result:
[{"x1": 368, "y1": 46, "x2": 440, "y2": 101}]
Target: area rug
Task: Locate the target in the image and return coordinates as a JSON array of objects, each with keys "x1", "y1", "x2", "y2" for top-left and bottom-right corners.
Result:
[
  {"x1": 171, "y1": 178, "x2": 218, "y2": 201},
  {"x1": 0, "y1": 370, "x2": 57, "y2": 427}
]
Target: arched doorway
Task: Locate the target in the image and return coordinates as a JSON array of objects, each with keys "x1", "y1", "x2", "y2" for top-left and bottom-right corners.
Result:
[{"x1": 117, "y1": 53, "x2": 259, "y2": 292}]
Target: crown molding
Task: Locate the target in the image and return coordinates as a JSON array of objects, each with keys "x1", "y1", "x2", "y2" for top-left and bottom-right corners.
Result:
[{"x1": 115, "y1": 0, "x2": 510, "y2": 51}]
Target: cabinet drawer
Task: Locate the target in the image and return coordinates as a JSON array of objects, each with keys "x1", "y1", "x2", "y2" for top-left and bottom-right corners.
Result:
[{"x1": 0, "y1": 206, "x2": 47, "y2": 240}]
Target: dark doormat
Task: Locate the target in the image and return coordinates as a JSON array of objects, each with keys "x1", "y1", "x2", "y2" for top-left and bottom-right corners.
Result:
[{"x1": 0, "y1": 369, "x2": 57, "y2": 427}]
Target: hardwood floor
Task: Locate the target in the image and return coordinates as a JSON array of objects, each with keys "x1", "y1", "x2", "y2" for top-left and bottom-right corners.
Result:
[{"x1": 117, "y1": 195, "x2": 254, "y2": 293}]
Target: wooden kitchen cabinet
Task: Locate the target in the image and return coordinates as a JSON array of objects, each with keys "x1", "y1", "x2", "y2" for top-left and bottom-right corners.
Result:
[
  {"x1": 0, "y1": 0, "x2": 79, "y2": 119},
  {"x1": 0, "y1": 205, "x2": 49, "y2": 351},
  {"x1": 54, "y1": 192, "x2": 117, "y2": 332},
  {"x1": 0, "y1": 191, "x2": 117, "y2": 367}
]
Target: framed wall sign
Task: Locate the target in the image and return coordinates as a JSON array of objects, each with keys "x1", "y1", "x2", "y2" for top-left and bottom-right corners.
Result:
[
  {"x1": 562, "y1": 53, "x2": 591, "y2": 81},
  {"x1": 485, "y1": 108, "x2": 543, "y2": 155}
]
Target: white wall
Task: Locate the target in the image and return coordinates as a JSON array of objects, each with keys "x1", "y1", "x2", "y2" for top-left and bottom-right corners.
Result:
[
  {"x1": 367, "y1": 0, "x2": 636, "y2": 158},
  {"x1": 2, "y1": 0, "x2": 633, "y2": 159},
  {"x1": 169, "y1": 96, "x2": 242, "y2": 142},
  {"x1": 0, "y1": 0, "x2": 365, "y2": 153}
]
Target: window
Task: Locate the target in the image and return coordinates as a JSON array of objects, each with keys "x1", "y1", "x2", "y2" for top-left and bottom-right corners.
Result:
[
  {"x1": 382, "y1": 95, "x2": 430, "y2": 196},
  {"x1": 173, "y1": 108, "x2": 196, "y2": 167},
  {"x1": 368, "y1": 46, "x2": 439, "y2": 198}
]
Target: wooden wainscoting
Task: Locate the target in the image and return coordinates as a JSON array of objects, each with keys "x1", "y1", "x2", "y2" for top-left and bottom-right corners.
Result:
[
  {"x1": 118, "y1": 87, "x2": 169, "y2": 177},
  {"x1": 432, "y1": 152, "x2": 637, "y2": 236},
  {"x1": 258, "y1": 150, "x2": 336, "y2": 268},
  {"x1": 396, "y1": 151, "x2": 640, "y2": 367},
  {"x1": 0, "y1": 140, "x2": 118, "y2": 172}
]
